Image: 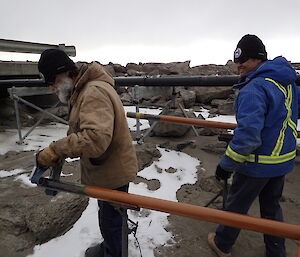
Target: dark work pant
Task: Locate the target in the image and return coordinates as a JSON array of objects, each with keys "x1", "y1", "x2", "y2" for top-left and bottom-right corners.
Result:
[
  {"x1": 98, "y1": 184, "x2": 129, "y2": 257},
  {"x1": 215, "y1": 172, "x2": 286, "y2": 257}
]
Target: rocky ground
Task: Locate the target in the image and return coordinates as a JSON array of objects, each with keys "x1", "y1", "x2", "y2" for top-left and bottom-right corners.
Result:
[
  {"x1": 0, "y1": 127, "x2": 299, "y2": 257},
  {"x1": 1, "y1": 60, "x2": 300, "y2": 257}
]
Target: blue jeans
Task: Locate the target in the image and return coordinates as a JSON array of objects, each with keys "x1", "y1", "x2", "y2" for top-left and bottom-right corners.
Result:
[
  {"x1": 98, "y1": 184, "x2": 129, "y2": 257},
  {"x1": 215, "y1": 173, "x2": 286, "y2": 257}
]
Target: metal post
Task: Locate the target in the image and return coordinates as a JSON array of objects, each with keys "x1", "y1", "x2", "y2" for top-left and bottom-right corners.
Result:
[
  {"x1": 0, "y1": 39, "x2": 76, "y2": 56},
  {"x1": 110, "y1": 203, "x2": 139, "y2": 257},
  {"x1": 13, "y1": 98, "x2": 22, "y2": 144},
  {"x1": 132, "y1": 85, "x2": 141, "y2": 141},
  {"x1": 21, "y1": 101, "x2": 61, "y2": 141},
  {"x1": 178, "y1": 103, "x2": 199, "y2": 137},
  {"x1": 121, "y1": 208, "x2": 129, "y2": 257},
  {"x1": 14, "y1": 95, "x2": 68, "y2": 125},
  {"x1": 137, "y1": 101, "x2": 171, "y2": 144}
]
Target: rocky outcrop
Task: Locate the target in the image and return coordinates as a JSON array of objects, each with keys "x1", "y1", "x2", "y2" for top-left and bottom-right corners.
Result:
[
  {"x1": 106, "y1": 60, "x2": 238, "y2": 77},
  {"x1": 149, "y1": 109, "x2": 197, "y2": 137},
  {"x1": 0, "y1": 156, "x2": 88, "y2": 257},
  {"x1": 1, "y1": 60, "x2": 239, "y2": 128},
  {"x1": 135, "y1": 143, "x2": 161, "y2": 170}
]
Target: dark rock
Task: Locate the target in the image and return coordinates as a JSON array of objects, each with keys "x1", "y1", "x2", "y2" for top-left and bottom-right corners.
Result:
[
  {"x1": 218, "y1": 100, "x2": 235, "y2": 115},
  {"x1": 120, "y1": 92, "x2": 133, "y2": 105},
  {"x1": 140, "y1": 61, "x2": 191, "y2": 75},
  {"x1": 150, "y1": 109, "x2": 193, "y2": 137},
  {"x1": 178, "y1": 89, "x2": 196, "y2": 109},
  {"x1": 194, "y1": 87, "x2": 233, "y2": 104},
  {"x1": 0, "y1": 173, "x2": 88, "y2": 256},
  {"x1": 199, "y1": 176, "x2": 223, "y2": 194},
  {"x1": 103, "y1": 64, "x2": 116, "y2": 77},
  {"x1": 111, "y1": 63, "x2": 127, "y2": 74},
  {"x1": 201, "y1": 141, "x2": 227, "y2": 154},
  {"x1": 135, "y1": 143, "x2": 161, "y2": 171},
  {"x1": 176, "y1": 140, "x2": 196, "y2": 151}
]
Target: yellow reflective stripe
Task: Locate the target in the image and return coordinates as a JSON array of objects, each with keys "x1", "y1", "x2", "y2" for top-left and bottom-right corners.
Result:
[
  {"x1": 225, "y1": 145, "x2": 248, "y2": 163},
  {"x1": 289, "y1": 120, "x2": 298, "y2": 139},
  {"x1": 271, "y1": 80, "x2": 288, "y2": 156},
  {"x1": 248, "y1": 150, "x2": 296, "y2": 164},
  {"x1": 286, "y1": 85, "x2": 298, "y2": 139},
  {"x1": 265, "y1": 78, "x2": 293, "y2": 156},
  {"x1": 265, "y1": 78, "x2": 286, "y2": 97},
  {"x1": 226, "y1": 146, "x2": 295, "y2": 164},
  {"x1": 226, "y1": 79, "x2": 296, "y2": 166},
  {"x1": 285, "y1": 85, "x2": 297, "y2": 139},
  {"x1": 288, "y1": 118, "x2": 297, "y2": 130}
]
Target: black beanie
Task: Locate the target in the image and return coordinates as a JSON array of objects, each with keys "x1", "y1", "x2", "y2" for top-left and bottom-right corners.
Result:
[
  {"x1": 234, "y1": 34, "x2": 267, "y2": 64},
  {"x1": 38, "y1": 49, "x2": 76, "y2": 84}
]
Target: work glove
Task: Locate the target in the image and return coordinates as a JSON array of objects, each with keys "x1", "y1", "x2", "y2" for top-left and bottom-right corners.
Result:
[
  {"x1": 37, "y1": 147, "x2": 59, "y2": 167},
  {"x1": 215, "y1": 164, "x2": 232, "y2": 181}
]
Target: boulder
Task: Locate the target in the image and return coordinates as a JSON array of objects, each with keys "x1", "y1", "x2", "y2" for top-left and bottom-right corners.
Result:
[
  {"x1": 194, "y1": 86, "x2": 233, "y2": 104},
  {"x1": 150, "y1": 109, "x2": 195, "y2": 137},
  {"x1": 0, "y1": 173, "x2": 88, "y2": 256},
  {"x1": 135, "y1": 143, "x2": 161, "y2": 170},
  {"x1": 111, "y1": 63, "x2": 127, "y2": 75},
  {"x1": 139, "y1": 61, "x2": 191, "y2": 75},
  {"x1": 103, "y1": 64, "x2": 116, "y2": 77},
  {"x1": 120, "y1": 92, "x2": 133, "y2": 105},
  {"x1": 138, "y1": 86, "x2": 173, "y2": 101},
  {"x1": 211, "y1": 99, "x2": 235, "y2": 115},
  {"x1": 178, "y1": 89, "x2": 196, "y2": 108}
]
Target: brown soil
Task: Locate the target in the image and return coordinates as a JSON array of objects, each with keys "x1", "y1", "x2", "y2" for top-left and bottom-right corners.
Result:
[{"x1": 147, "y1": 134, "x2": 300, "y2": 257}]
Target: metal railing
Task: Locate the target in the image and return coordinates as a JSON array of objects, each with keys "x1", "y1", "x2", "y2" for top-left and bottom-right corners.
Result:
[{"x1": 0, "y1": 38, "x2": 76, "y2": 56}]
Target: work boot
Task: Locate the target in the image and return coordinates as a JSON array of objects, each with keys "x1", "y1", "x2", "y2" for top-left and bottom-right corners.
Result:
[
  {"x1": 85, "y1": 243, "x2": 104, "y2": 257},
  {"x1": 208, "y1": 232, "x2": 231, "y2": 257}
]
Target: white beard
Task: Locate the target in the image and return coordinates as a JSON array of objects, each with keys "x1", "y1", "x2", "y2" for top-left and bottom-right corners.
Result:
[{"x1": 56, "y1": 77, "x2": 74, "y2": 104}]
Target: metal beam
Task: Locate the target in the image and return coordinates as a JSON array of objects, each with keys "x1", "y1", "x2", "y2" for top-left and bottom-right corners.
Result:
[
  {"x1": 1, "y1": 74, "x2": 300, "y2": 89},
  {"x1": 114, "y1": 75, "x2": 239, "y2": 87},
  {"x1": 0, "y1": 39, "x2": 76, "y2": 56},
  {"x1": 115, "y1": 75, "x2": 300, "y2": 87}
]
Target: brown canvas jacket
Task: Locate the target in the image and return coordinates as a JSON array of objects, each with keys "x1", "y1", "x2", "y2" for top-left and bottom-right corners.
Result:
[{"x1": 50, "y1": 62, "x2": 138, "y2": 189}]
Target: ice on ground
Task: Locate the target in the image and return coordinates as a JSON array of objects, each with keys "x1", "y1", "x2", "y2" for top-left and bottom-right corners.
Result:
[
  {"x1": 26, "y1": 146, "x2": 201, "y2": 257},
  {"x1": 0, "y1": 168, "x2": 24, "y2": 178}
]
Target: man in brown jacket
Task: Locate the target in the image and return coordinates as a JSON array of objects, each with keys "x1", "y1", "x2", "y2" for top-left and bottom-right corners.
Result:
[{"x1": 37, "y1": 49, "x2": 138, "y2": 257}]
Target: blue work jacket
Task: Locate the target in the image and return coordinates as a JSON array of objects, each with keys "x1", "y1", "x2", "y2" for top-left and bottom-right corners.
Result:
[{"x1": 220, "y1": 56, "x2": 298, "y2": 177}]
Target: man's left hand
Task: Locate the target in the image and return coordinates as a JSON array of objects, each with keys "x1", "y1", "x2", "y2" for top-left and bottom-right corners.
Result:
[{"x1": 215, "y1": 164, "x2": 232, "y2": 181}]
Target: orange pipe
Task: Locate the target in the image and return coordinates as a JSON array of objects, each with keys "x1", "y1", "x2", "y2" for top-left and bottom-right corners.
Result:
[
  {"x1": 157, "y1": 114, "x2": 237, "y2": 129},
  {"x1": 84, "y1": 186, "x2": 300, "y2": 241},
  {"x1": 127, "y1": 112, "x2": 237, "y2": 129},
  {"x1": 127, "y1": 112, "x2": 300, "y2": 137}
]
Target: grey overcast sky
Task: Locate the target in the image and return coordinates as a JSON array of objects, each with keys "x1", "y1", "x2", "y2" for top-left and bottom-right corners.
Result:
[{"x1": 1, "y1": 0, "x2": 300, "y2": 66}]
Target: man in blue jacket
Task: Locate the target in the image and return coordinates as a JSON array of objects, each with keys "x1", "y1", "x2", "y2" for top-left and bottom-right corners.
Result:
[{"x1": 207, "y1": 34, "x2": 298, "y2": 257}]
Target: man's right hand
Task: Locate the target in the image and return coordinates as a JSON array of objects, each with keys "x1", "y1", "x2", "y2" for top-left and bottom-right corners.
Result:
[
  {"x1": 215, "y1": 164, "x2": 232, "y2": 181},
  {"x1": 37, "y1": 147, "x2": 59, "y2": 167}
]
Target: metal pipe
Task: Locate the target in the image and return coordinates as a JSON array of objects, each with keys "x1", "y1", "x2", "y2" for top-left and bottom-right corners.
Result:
[
  {"x1": 13, "y1": 98, "x2": 22, "y2": 143},
  {"x1": 1, "y1": 75, "x2": 300, "y2": 88},
  {"x1": 0, "y1": 78, "x2": 44, "y2": 86},
  {"x1": 114, "y1": 75, "x2": 300, "y2": 87},
  {"x1": 39, "y1": 178, "x2": 300, "y2": 241},
  {"x1": 127, "y1": 112, "x2": 237, "y2": 129},
  {"x1": 178, "y1": 103, "x2": 199, "y2": 137},
  {"x1": 0, "y1": 39, "x2": 76, "y2": 56},
  {"x1": 22, "y1": 101, "x2": 61, "y2": 141},
  {"x1": 121, "y1": 209, "x2": 129, "y2": 257},
  {"x1": 115, "y1": 75, "x2": 239, "y2": 87},
  {"x1": 127, "y1": 112, "x2": 300, "y2": 138},
  {"x1": 13, "y1": 95, "x2": 68, "y2": 125}
]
